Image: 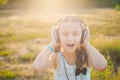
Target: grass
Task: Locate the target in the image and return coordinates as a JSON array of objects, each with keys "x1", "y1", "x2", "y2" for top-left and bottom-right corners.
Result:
[
  {"x1": 0, "y1": 70, "x2": 16, "y2": 80},
  {"x1": 91, "y1": 36, "x2": 120, "y2": 58},
  {"x1": 19, "y1": 52, "x2": 37, "y2": 63},
  {"x1": 0, "y1": 50, "x2": 14, "y2": 57},
  {"x1": 0, "y1": 30, "x2": 49, "y2": 44},
  {"x1": 91, "y1": 57, "x2": 114, "y2": 80}
]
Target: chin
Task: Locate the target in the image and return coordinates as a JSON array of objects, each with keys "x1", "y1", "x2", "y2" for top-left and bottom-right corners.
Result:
[{"x1": 65, "y1": 48, "x2": 76, "y2": 53}]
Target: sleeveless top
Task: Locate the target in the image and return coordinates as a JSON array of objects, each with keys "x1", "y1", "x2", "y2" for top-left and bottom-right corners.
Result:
[{"x1": 54, "y1": 52, "x2": 91, "y2": 80}]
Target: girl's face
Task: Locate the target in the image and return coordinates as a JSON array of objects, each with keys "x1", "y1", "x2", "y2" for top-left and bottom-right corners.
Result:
[{"x1": 59, "y1": 22, "x2": 82, "y2": 53}]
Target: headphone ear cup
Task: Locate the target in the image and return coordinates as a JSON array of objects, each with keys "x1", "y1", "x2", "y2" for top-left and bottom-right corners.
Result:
[
  {"x1": 81, "y1": 28, "x2": 87, "y2": 43},
  {"x1": 54, "y1": 28, "x2": 60, "y2": 43}
]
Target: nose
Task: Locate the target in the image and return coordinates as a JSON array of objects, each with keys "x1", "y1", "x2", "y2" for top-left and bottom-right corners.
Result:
[{"x1": 67, "y1": 35, "x2": 74, "y2": 41}]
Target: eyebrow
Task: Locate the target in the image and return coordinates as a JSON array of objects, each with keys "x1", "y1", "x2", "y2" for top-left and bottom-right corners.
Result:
[{"x1": 62, "y1": 31, "x2": 81, "y2": 33}]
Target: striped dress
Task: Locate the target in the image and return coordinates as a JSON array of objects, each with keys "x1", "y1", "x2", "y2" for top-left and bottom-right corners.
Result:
[{"x1": 54, "y1": 52, "x2": 91, "y2": 80}]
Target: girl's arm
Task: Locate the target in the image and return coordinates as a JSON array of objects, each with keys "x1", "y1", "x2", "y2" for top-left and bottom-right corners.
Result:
[
  {"x1": 32, "y1": 45, "x2": 55, "y2": 72},
  {"x1": 85, "y1": 42, "x2": 107, "y2": 71},
  {"x1": 82, "y1": 27, "x2": 107, "y2": 71},
  {"x1": 33, "y1": 27, "x2": 59, "y2": 72}
]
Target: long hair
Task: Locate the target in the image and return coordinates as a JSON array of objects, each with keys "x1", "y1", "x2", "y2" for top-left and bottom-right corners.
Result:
[{"x1": 54, "y1": 15, "x2": 88, "y2": 69}]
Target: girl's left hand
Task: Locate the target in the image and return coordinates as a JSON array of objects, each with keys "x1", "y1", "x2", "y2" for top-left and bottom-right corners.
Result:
[{"x1": 81, "y1": 26, "x2": 90, "y2": 48}]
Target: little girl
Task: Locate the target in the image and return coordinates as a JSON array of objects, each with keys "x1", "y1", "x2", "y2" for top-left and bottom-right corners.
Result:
[{"x1": 33, "y1": 15, "x2": 107, "y2": 80}]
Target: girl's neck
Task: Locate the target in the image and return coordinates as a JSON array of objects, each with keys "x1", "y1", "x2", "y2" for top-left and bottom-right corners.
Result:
[
  {"x1": 62, "y1": 50, "x2": 76, "y2": 65},
  {"x1": 63, "y1": 50, "x2": 76, "y2": 58}
]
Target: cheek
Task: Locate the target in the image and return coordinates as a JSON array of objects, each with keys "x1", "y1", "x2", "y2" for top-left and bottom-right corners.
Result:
[
  {"x1": 78, "y1": 33, "x2": 82, "y2": 42},
  {"x1": 75, "y1": 35, "x2": 81, "y2": 42},
  {"x1": 60, "y1": 41, "x2": 66, "y2": 49},
  {"x1": 60, "y1": 37, "x2": 66, "y2": 45},
  {"x1": 59, "y1": 34, "x2": 66, "y2": 42},
  {"x1": 59, "y1": 37, "x2": 67, "y2": 48},
  {"x1": 75, "y1": 38, "x2": 81, "y2": 45}
]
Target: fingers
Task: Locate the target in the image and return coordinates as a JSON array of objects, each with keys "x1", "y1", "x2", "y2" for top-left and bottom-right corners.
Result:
[{"x1": 50, "y1": 25, "x2": 60, "y2": 48}]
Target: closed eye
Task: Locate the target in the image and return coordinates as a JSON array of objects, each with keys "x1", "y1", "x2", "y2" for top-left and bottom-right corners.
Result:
[
  {"x1": 73, "y1": 32, "x2": 80, "y2": 36},
  {"x1": 63, "y1": 33, "x2": 68, "y2": 36},
  {"x1": 73, "y1": 33, "x2": 79, "y2": 35}
]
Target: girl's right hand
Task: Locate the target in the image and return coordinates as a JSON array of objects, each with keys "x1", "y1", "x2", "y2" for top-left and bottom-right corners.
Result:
[{"x1": 49, "y1": 26, "x2": 60, "y2": 50}]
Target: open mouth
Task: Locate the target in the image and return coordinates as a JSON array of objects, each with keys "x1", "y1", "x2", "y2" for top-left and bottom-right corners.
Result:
[{"x1": 66, "y1": 44, "x2": 75, "y2": 47}]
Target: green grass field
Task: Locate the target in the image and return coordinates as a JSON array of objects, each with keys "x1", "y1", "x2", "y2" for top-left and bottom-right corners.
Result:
[{"x1": 0, "y1": 9, "x2": 120, "y2": 80}]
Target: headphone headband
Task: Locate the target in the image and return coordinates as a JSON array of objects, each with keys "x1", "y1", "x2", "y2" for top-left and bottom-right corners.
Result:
[{"x1": 54, "y1": 16, "x2": 87, "y2": 43}]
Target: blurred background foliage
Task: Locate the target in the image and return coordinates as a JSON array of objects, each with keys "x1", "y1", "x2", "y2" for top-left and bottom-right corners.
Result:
[{"x1": 0, "y1": 0, "x2": 120, "y2": 10}]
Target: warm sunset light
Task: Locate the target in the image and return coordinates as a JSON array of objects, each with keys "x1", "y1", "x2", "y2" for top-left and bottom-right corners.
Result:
[
  {"x1": 24, "y1": 0, "x2": 86, "y2": 23},
  {"x1": 27, "y1": 0, "x2": 85, "y2": 11}
]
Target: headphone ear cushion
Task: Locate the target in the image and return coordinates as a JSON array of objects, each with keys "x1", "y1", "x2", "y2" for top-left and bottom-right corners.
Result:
[{"x1": 81, "y1": 29, "x2": 87, "y2": 43}]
